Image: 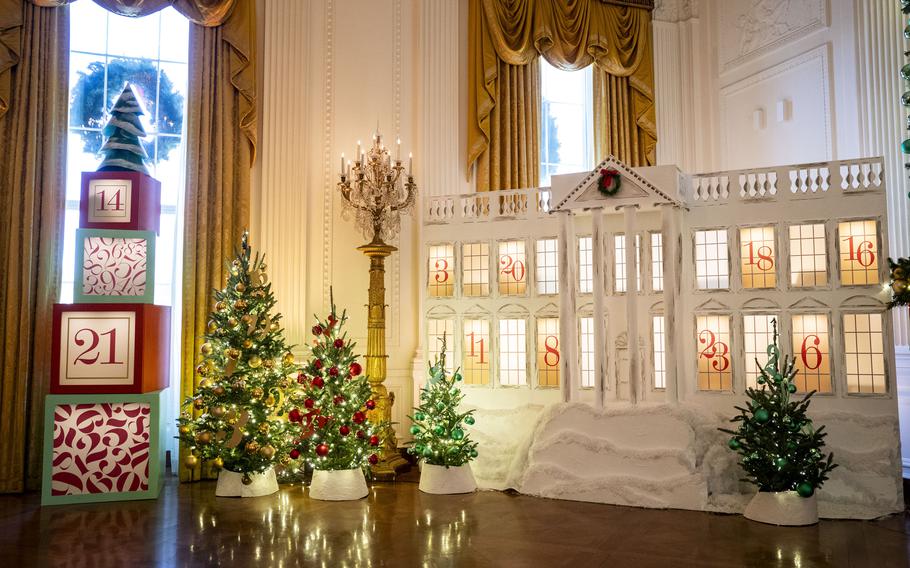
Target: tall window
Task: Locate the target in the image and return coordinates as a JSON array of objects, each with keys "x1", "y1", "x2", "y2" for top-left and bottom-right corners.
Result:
[
  {"x1": 743, "y1": 314, "x2": 777, "y2": 388},
  {"x1": 789, "y1": 223, "x2": 827, "y2": 287},
  {"x1": 498, "y1": 240, "x2": 527, "y2": 295},
  {"x1": 650, "y1": 232, "x2": 664, "y2": 292},
  {"x1": 652, "y1": 315, "x2": 666, "y2": 389},
  {"x1": 462, "y1": 242, "x2": 489, "y2": 297},
  {"x1": 579, "y1": 317, "x2": 595, "y2": 388},
  {"x1": 427, "y1": 244, "x2": 455, "y2": 297},
  {"x1": 696, "y1": 315, "x2": 732, "y2": 391},
  {"x1": 578, "y1": 236, "x2": 593, "y2": 293},
  {"x1": 843, "y1": 313, "x2": 886, "y2": 394},
  {"x1": 694, "y1": 230, "x2": 729, "y2": 290},
  {"x1": 463, "y1": 320, "x2": 490, "y2": 385},
  {"x1": 740, "y1": 226, "x2": 776, "y2": 289},
  {"x1": 838, "y1": 220, "x2": 879, "y2": 286},
  {"x1": 792, "y1": 314, "x2": 831, "y2": 393},
  {"x1": 540, "y1": 60, "x2": 593, "y2": 186},
  {"x1": 499, "y1": 319, "x2": 527, "y2": 386},
  {"x1": 536, "y1": 318, "x2": 560, "y2": 387},
  {"x1": 614, "y1": 234, "x2": 641, "y2": 293},
  {"x1": 65, "y1": 4, "x2": 188, "y2": 304},
  {"x1": 535, "y1": 238, "x2": 559, "y2": 295},
  {"x1": 427, "y1": 319, "x2": 455, "y2": 375}
]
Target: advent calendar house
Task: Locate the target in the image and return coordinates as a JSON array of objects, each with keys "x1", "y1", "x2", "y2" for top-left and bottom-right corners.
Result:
[{"x1": 421, "y1": 155, "x2": 902, "y2": 519}]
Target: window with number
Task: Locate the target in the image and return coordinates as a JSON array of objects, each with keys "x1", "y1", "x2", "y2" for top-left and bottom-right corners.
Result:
[
  {"x1": 463, "y1": 320, "x2": 490, "y2": 385},
  {"x1": 535, "y1": 238, "x2": 559, "y2": 295},
  {"x1": 499, "y1": 319, "x2": 527, "y2": 386},
  {"x1": 427, "y1": 319, "x2": 455, "y2": 375},
  {"x1": 843, "y1": 313, "x2": 886, "y2": 394},
  {"x1": 694, "y1": 230, "x2": 729, "y2": 290},
  {"x1": 614, "y1": 234, "x2": 641, "y2": 293},
  {"x1": 427, "y1": 244, "x2": 454, "y2": 297},
  {"x1": 652, "y1": 315, "x2": 666, "y2": 389},
  {"x1": 743, "y1": 314, "x2": 777, "y2": 388},
  {"x1": 792, "y1": 314, "x2": 831, "y2": 393},
  {"x1": 839, "y1": 220, "x2": 879, "y2": 285},
  {"x1": 462, "y1": 242, "x2": 489, "y2": 297},
  {"x1": 578, "y1": 236, "x2": 593, "y2": 293},
  {"x1": 540, "y1": 59, "x2": 593, "y2": 187},
  {"x1": 696, "y1": 315, "x2": 732, "y2": 391},
  {"x1": 740, "y1": 226, "x2": 776, "y2": 289},
  {"x1": 498, "y1": 240, "x2": 527, "y2": 295},
  {"x1": 789, "y1": 223, "x2": 827, "y2": 287},
  {"x1": 579, "y1": 317, "x2": 595, "y2": 388},
  {"x1": 63, "y1": 3, "x2": 189, "y2": 304},
  {"x1": 536, "y1": 318, "x2": 560, "y2": 387},
  {"x1": 650, "y1": 232, "x2": 664, "y2": 292}
]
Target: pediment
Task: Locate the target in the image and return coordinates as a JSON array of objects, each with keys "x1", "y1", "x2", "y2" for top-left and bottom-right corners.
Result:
[
  {"x1": 535, "y1": 302, "x2": 560, "y2": 316},
  {"x1": 498, "y1": 303, "x2": 530, "y2": 316},
  {"x1": 551, "y1": 155, "x2": 681, "y2": 212},
  {"x1": 464, "y1": 304, "x2": 491, "y2": 317},
  {"x1": 695, "y1": 298, "x2": 730, "y2": 311},
  {"x1": 742, "y1": 297, "x2": 781, "y2": 311},
  {"x1": 788, "y1": 296, "x2": 830, "y2": 310},
  {"x1": 840, "y1": 295, "x2": 885, "y2": 309},
  {"x1": 427, "y1": 305, "x2": 457, "y2": 317}
]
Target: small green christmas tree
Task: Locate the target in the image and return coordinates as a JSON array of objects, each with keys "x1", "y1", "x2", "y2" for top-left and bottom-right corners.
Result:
[
  {"x1": 97, "y1": 83, "x2": 151, "y2": 175},
  {"x1": 287, "y1": 299, "x2": 382, "y2": 471},
  {"x1": 177, "y1": 232, "x2": 299, "y2": 483},
  {"x1": 408, "y1": 336, "x2": 478, "y2": 467},
  {"x1": 720, "y1": 321, "x2": 836, "y2": 498}
]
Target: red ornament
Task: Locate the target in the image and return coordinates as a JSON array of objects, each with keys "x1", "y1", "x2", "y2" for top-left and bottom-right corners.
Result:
[
  {"x1": 339, "y1": 425, "x2": 350, "y2": 436},
  {"x1": 350, "y1": 362, "x2": 362, "y2": 376},
  {"x1": 328, "y1": 314, "x2": 337, "y2": 325},
  {"x1": 333, "y1": 395, "x2": 344, "y2": 405},
  {"x1": 352, "y1": 411, "x2": 366, "y2": 424},
  {"x1": 368, "y1": 454, "x2": 379, "y2": 465},
  {"x1": 297, "y1": 373, "x2": 307, "y2": 385},
  {"x1": 369, "y1": 435, "x2": 379, "y2": 447},
  {"x1": 312, "y1": 324, "x2": 323, "y2": 336},
  {"x1": 365, "y1": 399, "x2": 376, "y2": 410},
  {"x1": 356, "y1": 430, "x2": 365, "y2": 439},
  {"x1": 334, "y1": 338, "x2": 344, "y2": 348},
  {"x1": 289, "y1": 449, "x2": 300, "y2": 459},
  {"x1": 288, "y1": 409, "x2": 302, "y2": 423},
  {"x1": 312, "y1": 376, "x2": 325, "y2": 388},
  {"x1": 304, "y1": 398, "x2": 315, "y2": 409},
  {"x1": 316, "y1": 443, "x2": 329, "y2": 457},
  {"x1": 313, "y1": 359, "x2": 323, "y2": 370},
  {"x1": 329, "y1": 366, "x2": 339, "y2": 377},
  {"x1": 316, "y1": 416, "x2": 329, "y2": 428}
]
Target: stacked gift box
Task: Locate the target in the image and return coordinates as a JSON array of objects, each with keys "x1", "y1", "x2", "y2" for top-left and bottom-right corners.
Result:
[{"x1": 42, "y1": 170, "x2": 170, "y2": 505}]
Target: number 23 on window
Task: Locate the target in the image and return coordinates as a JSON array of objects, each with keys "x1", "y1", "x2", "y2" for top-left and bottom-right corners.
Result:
[{"x1": 698, "y1": 329, "x2": 729, "y2": 372}]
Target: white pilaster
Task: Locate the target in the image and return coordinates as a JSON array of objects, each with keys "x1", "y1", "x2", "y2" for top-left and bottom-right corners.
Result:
[
  {"x1": 591, "y1": 208, "x2": 606, "y2": 409},
  {"x1": 622, "y1": 205, "x2": 640, "y2": 404},
  {"x1": 558, "y1": 211, "x2": 580, "y2": 403},
  {"x1": 659, "y1": 203, "x2": 680, "y2": 403}
]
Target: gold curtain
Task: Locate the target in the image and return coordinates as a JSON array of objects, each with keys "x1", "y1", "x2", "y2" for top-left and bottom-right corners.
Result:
[
  {"x1": 179, "y1": 0, "x2": 254, "y2": 482},
  {"x1": 0, "y1": 0, "x2": 68, "y2": 493},
  {"x1": 468, "y1": 0, "x2": 656, "y2": 190}
]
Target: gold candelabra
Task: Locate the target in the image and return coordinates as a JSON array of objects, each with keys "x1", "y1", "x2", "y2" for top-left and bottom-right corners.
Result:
[{"x1": 337, "y1": 132, "x2": 416, "y2": 478}]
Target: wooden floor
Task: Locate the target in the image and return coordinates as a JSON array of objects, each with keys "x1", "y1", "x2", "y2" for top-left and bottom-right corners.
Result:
[{"x1": 2, "y1": 474, "x2": 909, "y2": 567}]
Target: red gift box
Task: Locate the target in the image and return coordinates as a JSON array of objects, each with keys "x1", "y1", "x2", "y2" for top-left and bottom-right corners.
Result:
[
  {"x1": 51, "y1": 303, "x2": 170, "y2": 394},
  {"x1": 79, "y1": 171, "x2": 161, "y2": 234}
]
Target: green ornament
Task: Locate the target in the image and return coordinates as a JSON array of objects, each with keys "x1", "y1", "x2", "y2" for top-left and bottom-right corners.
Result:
[
  {"x1": 433, "y1": 425, "x2": 445, "y2": 436},
  {"x1": 464, "y1": 415, "x2": 475, "y2": 425},
  {"x1": 757, "y1": 377, "x2": 765, "y2": 385},
  {"x1": 431, "y1": 368, "x2": 444, "y2": 381},
  {"x1": 452, "y1": 428, "x2": 464, "y2": 440},
  {"x1": 470, "y1": 448, "x2": 478, "y2": 458},
  {"x1": 728, "y1": 438, "x2": 740, "y2": 450},
  {"x1": 414, "y1": 444, "x2": 425, "y2": 455},
  {"x1": 796, "y1": 482, "x2": 814, "y2": 498},
  {"x1": 415, "y1": 412, "x2": 425, "y2": 421},
  {"x1": 436, "y1": 402, "x2": 446, "y2": 411},
  {"x1": 775, "y1": 457, "x2": 788, "y2": 469},
  {"x1": 902, "y1": 138, "x2": 910, "y2": 154},
  {"x1": 754, "y1": 408, "x2": 770, "y2": 423},
  {"x1": 904, "y1": 91, "x2": 910, "y2": 107},
  {"x1": 453, "y1": 372, "x2": 463, "y2": 382},
  {"x1": 409, "y1": 425, "x2": 420, "y2": 435},
  {"x1": 901, "y1": 63, "x2": 910, "y2": 81},
  {"x1": 905, "y1": 24, "x2": 910, "y2": 39},
  {"x1": 787, "y1": 382, "x2": 797, "y2": 393}
]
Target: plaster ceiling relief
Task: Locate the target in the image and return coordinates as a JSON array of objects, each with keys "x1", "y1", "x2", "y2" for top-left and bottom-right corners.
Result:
[
  {"x1": 653, "y1": 0, "x2": 698, "y2": 23},
  {"x1": 719, "y1": 0, "x2": 826, "y2": 71}
]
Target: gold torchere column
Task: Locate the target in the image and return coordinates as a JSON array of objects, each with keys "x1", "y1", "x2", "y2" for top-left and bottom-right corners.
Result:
[{"x1": 359, "y1": 239, "x2": 409, "y2": 478}]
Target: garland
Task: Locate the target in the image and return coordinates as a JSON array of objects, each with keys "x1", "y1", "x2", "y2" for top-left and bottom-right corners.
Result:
[{"x1": 598, "y1": 168, "x2": 621, "y2": 196}]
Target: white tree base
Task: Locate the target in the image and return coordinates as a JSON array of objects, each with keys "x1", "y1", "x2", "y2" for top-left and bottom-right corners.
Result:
[
  {"x1": 419, "y1": 463, "x2": 477, "y2": 494},
  {"x1": 215, "y1": 468, "x2": 279, "y2": 498},
  {"x1": 308, "y1": 468, "x2": 369, "y2": 501},
  {"x1": 744, "y1": 491, "x2": 818, "y2": 526}
]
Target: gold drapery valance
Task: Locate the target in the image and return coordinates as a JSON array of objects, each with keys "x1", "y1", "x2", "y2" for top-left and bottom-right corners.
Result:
[{"x1": 469, "y1": 0, "x2": 656, "y2": 188}]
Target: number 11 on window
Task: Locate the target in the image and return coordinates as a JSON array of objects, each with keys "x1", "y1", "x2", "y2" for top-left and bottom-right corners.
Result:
[{"x1": 467, "y1": 331, "x2": 486, "y2": 364}]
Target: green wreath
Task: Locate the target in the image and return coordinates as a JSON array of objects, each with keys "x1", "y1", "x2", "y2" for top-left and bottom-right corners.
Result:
[{"x1": 598, "y1": 168, "x2": 621, "y2": 196}]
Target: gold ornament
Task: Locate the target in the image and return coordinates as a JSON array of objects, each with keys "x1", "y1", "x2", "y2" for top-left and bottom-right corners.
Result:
[
  {"x1": 245, "y1": 440, "x2": 260, "y2": 453},
  {"x1": 210, "y1": 457, "x2": 224, "y2": 470},
  {"x1": 258, "y1": 273, "x2": 268, "y2": 285},
  {"x1": 234, "y1": 299, "x2": 247, "y2": 310},
  {"x1": 269, "y1": 322, "x2": 280, "y2": 332},
  {"x1": 895, "y1": 267, "x2": 906, "y2": 279},
  {"x1": 279, "y1": 379, "x2": 290, "y2": 389},
  {"x1": 215, "y1": 301, "x2": 226, "y2": 312},
  {"x1": 212, "y1": 386, "x2": 226, "y2": 396},
  {"x1": 242, "y1": 339, "x2": 253, "y2": 349},
  {"x1": 248, "y1": 355, "x2": 262, "y2": 369},
  {"x1": 195, "y1": 431, "x2": 213, "y2": 444},
  {"x1": 241, "y1": 314, "x2": 253, "y2": 325},
  {"x1": 235, "y1": 282, "x2": 247, "y2": 293},
  {"x1": 211, "y1": 405, "x2": 226, "y2": 418},
  {"x1": 196, "y1": 365, "x2": 208, "y2": 377},
  {"x1": 227, "y1": 416, "x2": 238, "y2": 426},
  {"x1": 184, "y1": 455, "x2": 199, "y2": 468},
  {"x1": 259, "y1": 422, "x2": 271, "y2": 434},
  {"x1": 200, "y1": 342, "x2": 213, "y2": 356},
  {"x1": 894, "y1": 279, "x2": 908, "y2": 294},
  {"x1": 251, "y1": 387, "x2": 264, "y2": 399},
  {"x1": 227, "y1": 348, "x2": 240, "y2": 360},
  {"x1": 264, "y1": 395, "x2": 276, "y2": 407},
  {"x1": 259, "y1": 445, "x2": 276, "y2": 460},
  {"x1": 280, "y1": 455, "x2": 292, "y2": 466},
  {"x1": 263, "y1": 359, "x2": 274, "y2": 369},
  {"x1": 283, "y1": 353, "x2": 295, "y2": 365},
  {"x1": 260, "y1": 262, "x2": 268, "y2": 271},
  {"x1": 232, "y1": 378, "x2": 246, "y2": 390},
  {"x1": 230, "y1": 266, "x2": 240, "y2": 276},
  {"x1": 178, "y1": 425, "x2": 192, "y2": 435},
  {"x1": 208, "y1": 320, "x2": 218, "y2": 333},
  {"x1": 193, "y1": 398, "x2": 205, "y2": 410},
  {"x1": 227, "y1": 317, "x2": 238, "y2": 327},
  {"x1": 253, "y1": 290, "x2": 265, "y2": 299}
]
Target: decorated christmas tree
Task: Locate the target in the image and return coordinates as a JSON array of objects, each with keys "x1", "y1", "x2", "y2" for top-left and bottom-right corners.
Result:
[
  {"x1": 887, "y1": 258, "x2": 910, "y2": 308},
  {"x1": 287, "y1": 299, "x2": 382, "y2": 471},
  {"x1": 97, "y1": 83, "x2": 151, "y2": 175},
  {"x1": 408, "y1": 336, "x2": 478, "y2": 467},
  {"x1": 720, "y1": 321, "x2": 836, "y2": 498},
  {"x1": 177, "y1": 232, "x2": 299, "y2": 484}
]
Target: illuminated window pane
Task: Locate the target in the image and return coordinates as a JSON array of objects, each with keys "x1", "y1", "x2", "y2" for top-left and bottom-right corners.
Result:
[
  {"x1": 462, "y1": 242, "x2": 490, "y2": 297},
  {"x1": 427, "y1": 244, "x2": 454, "y2": 297},
  {"x1": 696, "y1": 315, "x2": 732, "y2": 391},
  {"x1": 651, "y1": 232, "x2": 664, "y2": 292},
  {"x1": 536, "y1": 238, "x2": 559, "y2": 295},
  {"x1": 789, "y1": 224, "x2": 827, "y2": 287},
  {"x1": 743, "y1": 314, "x2": 776, "y2": 388},
  {"x1": 839, "y1": 220, "x2": 880, "y2": 286},
  {"x1": 499, "y1": 319, "x2": 527, "y2": 386},
  {"x1": 652, "y1": 315, "x2": 666, "y2": 389},
  {"x1": 843, "y1": 313, "x2": 886, "y2": 394},
  {"x1": 740, "y1": 226, "x2": 776, "y2": 289},
  {"x1": 792, "y1": 314, "x2": 831, "y2": 393},
  {"x1": 695, "y1": 230, "x2": 729, "y2": 289},
  {"x1": 427, "y1": 319, "x2": 455, "y2": 375},
  {"x1": 536, "y1": 317, "x2": 560, "y2": 387},
  {"x1": 462, "y1": 319, "x2": 490, "y2": 385},
  {"x1": 580, "y1": 317, "x2": 595, "y2": 388},
  {"x1": 614, "y1": 234, "x2": 641, "y2": 293},
  {"x1": 498, "y1": 240, "x2": 527, "y2": 295},
  {"x1": 578, "y1": 237, "x2": 593, "y2": 293}
]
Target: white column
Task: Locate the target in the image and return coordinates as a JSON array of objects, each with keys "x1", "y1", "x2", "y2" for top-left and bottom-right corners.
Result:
[
  {"x1": 622, "y1": 205, "x2": 640, "y2": 404},
  {"x1": 591, "y1": 208, "x2": 606, "y2": 409},
  {"x1": 659, "y1": 203, "x2": 680, "y2": 403},
  {"x1": 558, "y1": 211, "x2": 579, "y2": 403}
]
